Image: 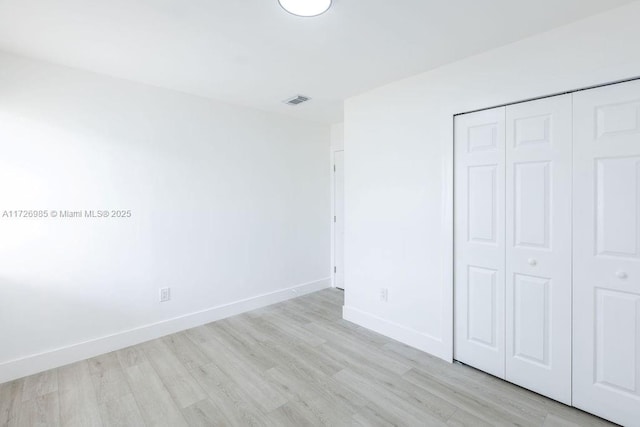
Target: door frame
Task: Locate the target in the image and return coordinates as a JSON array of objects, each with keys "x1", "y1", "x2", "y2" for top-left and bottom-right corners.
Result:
[{"x1": 331, "y1": 148, "x2": 344, "y2": 289}]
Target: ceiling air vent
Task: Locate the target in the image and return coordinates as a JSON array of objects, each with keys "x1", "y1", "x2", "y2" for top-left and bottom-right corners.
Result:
[{"x1": 283, "y1": 95, "x2": 311, "y2": 106}]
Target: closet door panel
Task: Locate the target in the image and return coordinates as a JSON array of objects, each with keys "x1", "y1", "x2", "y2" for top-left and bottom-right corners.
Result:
[
  {"x1": 454, "y1": 107, "x2": 506, "y2": 378},
  {"x1": 573, "y1": 80, "x2": 640, "y2": 427},
  {"x1": 505, "y1": 95, "x2": 572, "y2": 404}
]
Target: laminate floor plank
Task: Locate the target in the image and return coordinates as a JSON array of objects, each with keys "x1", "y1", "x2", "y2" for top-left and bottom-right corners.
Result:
[
  {"x1": 334, "y1": 368, "x2": 445, "y2": 426},
  {"x1": 353, "y1": 362, "x2": 458, "y2": 423},
  {"x1": 274, "y1": 302, "x2": 322, "y2": 325},
  {"x1": 542, "y1": 409, "x2": 614, "y2": 427},
  {"x1": 385, "y1": 341, "x2": 567, "y2": 423},
  {"x1": 196, "y1": 328, "x2": 281, "y2": 376},
  {"x1": 0, "y1": 380, "x2": 23, "y2": 426},
  {"x1": 1, "y1": 288, "x2": 615, "y2": 426},
  {"x1": 260, "y1": 311, "x2": 326, "y2": 347},
  {"x1": 161, "y1": 332, "x2": 212, "y2": 371},
  {"x1": 21, "y1": 369, "x2": 58, "y2": 402},
  {"x1": 58, "y1": 361, "x2": 102, "y2": 427},
  {"x1": 115, "y1": 346, "x2": 147, "y2": 370},
  {"x1": 188, "y1": 363, "x2": 269, "y2": 427},
  {"x1": 16, "y1": 391, "x2": 60, "y2": 427},
  {"x1": 98, "y1": 393, "x2": 145, "y2": 427},
  {"x1": 317, "y1": 333, "x2": 412, "y2": 376},
  {"x1": 209, "y1": 318, "x2": 262, "y2": 349},
  {"x1": 264, "y1": 365, "x2": 357, "y2": 423},
  {"x1": 306, "y1": 315, "x2": 380, "y2": 342},
  {"x1": 285, "y1": 297, "x2": 339, "y2": 323},
  {"x1": 0, "y1": 379, "x2": 23, "y2": 426},
  {"x1": 266, "y1": 338, "x2": 344, "y2": 378},
  {"x1": 446, "y1": 408, "x2": 495, "y2": 427},
  {"x1": 141, "y1": 339, "x2": 207, "y2": 409},
  {"x1": 402, "y1": 367, "x2": 544, "y2": 426},
  {"x1": 268, "y1": 399, "x2": 352, "y2": 427},
  {"x1": 195, "y1": 339, "x2": 288, "y2": 413},
  {"x1": 121, "y1": 360, "x2": 188, "y2": 427},
  {"x1": 241, "y1": 312, "x2": 292, "y2": 343},
  {"x1": 352, "y1": 405, "x2": 410, "y2": 427},
  {"x1": 267, "y1": 401, "x2": 324, "y2": 427},
  {"x1": 181, "y1": 398, "x2": 227, "y2": 427},
  {"x1": 330, "y1": 356, "x2": 458, "y2": 425},
  {"x1": 88, "y1": 352, "x2": 133, "y2": 406},
  {"x1": 411, "y1": 362, "x2": 551, "y2": 424},
  {"x1": 225, "y1": 314, "x2": 274, "y2": 344}
]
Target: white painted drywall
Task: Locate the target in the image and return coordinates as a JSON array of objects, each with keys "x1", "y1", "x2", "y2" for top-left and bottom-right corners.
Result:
[
  {"x1": 0, "y1": 52, "x2": 331, "y2": 381},
  {"x1": 331, "y1": 123, "x2": 344, "y2": 151},
  {"x1": 343, "y1": 1, "x2": 640, "y2": 361}
]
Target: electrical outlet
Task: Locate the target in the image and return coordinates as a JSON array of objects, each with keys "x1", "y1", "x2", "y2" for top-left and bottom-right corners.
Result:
[
  {"x1": 159, "y1": 287, "x2": 171, "y2": 302},
  {"x1": 380, "y1": 288, "x2": 388, "y2": 302}
]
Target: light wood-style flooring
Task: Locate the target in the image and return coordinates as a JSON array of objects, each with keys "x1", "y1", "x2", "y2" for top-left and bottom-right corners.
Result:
[{"x1": 0, "y1": 289, "x2": 615, "y2": 426}]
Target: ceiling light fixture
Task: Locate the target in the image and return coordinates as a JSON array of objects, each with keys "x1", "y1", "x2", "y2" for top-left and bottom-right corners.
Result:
[{"x1": 278, "y1": 0, "x2": 332, "y2": 17}]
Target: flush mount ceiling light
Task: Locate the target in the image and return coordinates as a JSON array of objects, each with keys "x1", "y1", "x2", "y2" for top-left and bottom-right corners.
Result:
[{"x1": 278, "y1": 0, "x2": 332, "y2": 17}]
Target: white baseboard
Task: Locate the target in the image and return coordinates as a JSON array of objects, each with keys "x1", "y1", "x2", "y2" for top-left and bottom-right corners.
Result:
[
  {"x1": 0, "y1": 278, "x2": 330, "y2": 384},
  {"x1": 342, "y1": 305, "x2": 450, "y2": 362}
]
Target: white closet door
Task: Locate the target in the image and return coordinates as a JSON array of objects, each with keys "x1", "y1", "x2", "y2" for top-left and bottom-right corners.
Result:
[
  {"x1": 454, "y1": 107, "x2": 506, "y2": 379},
  {"x1": 505, "y1": 95, "x2": 572, "y2": 404},
  {"x1": 573, "y1": 80, "x2": 640, "y2": 427}
]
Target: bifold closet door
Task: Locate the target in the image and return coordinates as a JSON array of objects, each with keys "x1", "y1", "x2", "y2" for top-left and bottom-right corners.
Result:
[
  {"x1": 454, "y1": 107, "x2": 506, "y2": 379},
  {"x1": 573, "y1": 80, "x2": 640, "y2": 427},
  {"x1": 505, "y1": 95, "x2": 572, "y2": 404},
  {"x1": 455, "y1": 96, "x2": 572, "y2": 402}
]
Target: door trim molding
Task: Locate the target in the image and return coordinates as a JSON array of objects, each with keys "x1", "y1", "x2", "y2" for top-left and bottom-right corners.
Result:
[
  {"x1": 331, "y1": 148, "x2": 344, "y2": 289},
  {"x1": 455, "y1": 76, "x2": 640, "y2": 117}
]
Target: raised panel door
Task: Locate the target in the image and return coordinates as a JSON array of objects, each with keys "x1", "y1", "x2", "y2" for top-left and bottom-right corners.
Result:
[
  {"x1": 454, "y1": 107, "x2": 506, "y2": 378},
  {"x1": 505, "y1": 95, "x2": 572, "y2": 404},
  {"x1": 573, "y1": 80, "x2": 640, "y2": 427}
]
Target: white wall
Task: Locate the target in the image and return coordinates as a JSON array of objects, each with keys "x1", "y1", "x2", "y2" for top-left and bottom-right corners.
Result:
[
  {"x1": 343, "y1": 1, "x2": 640, "y2": 361},
  {"x1": 0, "y1": 52, "x2": 331, "y2": 383},
  {"x1": 331, "y1": 122, "x2": 344, "y2": 151}
]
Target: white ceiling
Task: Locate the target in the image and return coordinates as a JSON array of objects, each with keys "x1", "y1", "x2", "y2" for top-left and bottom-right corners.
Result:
[{"x1": 0, "y1": 0, "x2": 634, "y2": 123}]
